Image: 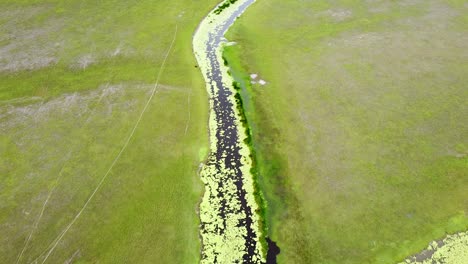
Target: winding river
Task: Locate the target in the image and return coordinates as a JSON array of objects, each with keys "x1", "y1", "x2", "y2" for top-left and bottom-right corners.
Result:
[{"x1": 193, "y1": 0, "x2": 267, "y2": 263}]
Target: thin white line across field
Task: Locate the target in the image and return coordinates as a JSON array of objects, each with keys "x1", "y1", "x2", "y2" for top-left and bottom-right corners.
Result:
[
  {"x1": 15, "y1": 153, "x2": 70, "y2": 264},
  {"x1": 17, "y1": 86, "x2": 111, "y2": 264},
  {"x1": 184, "y1": 91, "x2": 191, "y2": 136},
  {"x1": 37, "y1": 25, "x2": 178, "y2": 264}
]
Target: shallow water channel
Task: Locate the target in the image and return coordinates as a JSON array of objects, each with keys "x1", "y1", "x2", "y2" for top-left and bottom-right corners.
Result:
[{"x1": 193, "y1": 0, "x2": 275, "y2": 263}]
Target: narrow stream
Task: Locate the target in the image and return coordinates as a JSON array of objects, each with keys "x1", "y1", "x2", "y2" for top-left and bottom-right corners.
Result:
[
  {"x1": 204, "y1": 0, "x2": 258, "y2": 261},
  {"x1": 193, "y1": 0, "x2": 279, "y2": 263}
]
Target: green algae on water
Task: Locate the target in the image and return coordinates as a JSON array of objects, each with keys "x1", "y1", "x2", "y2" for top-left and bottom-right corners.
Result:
[
  {"x1": 400, "y1": 231, "x2": 468, "y2": 264},
  {"x1": 193, "y1": 0, "x2": 265, "y2": 263}
]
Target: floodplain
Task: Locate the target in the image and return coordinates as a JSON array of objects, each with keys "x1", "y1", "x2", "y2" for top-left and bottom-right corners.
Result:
[{"x1": 224, "y1": 0, "x2": 468, "y2": 263}]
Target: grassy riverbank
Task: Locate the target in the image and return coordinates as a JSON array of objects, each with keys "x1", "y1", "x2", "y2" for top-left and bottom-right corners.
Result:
[
  {"x1": 0, "y1": 0, "x2": 218, "y2": 263},
  {"x1": 224, "y1": 0, "x2": 468, "y2": 263}
]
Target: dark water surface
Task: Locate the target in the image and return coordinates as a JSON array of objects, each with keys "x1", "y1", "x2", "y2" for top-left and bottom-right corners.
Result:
[{"x1": 201, "y1": 0, "x2": 280, "y2": 262}]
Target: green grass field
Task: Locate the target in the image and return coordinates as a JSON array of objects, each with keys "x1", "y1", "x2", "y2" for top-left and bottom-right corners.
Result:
[
  {"x1": 0, "y1": 0, "x2": 218, "y2": 263},
  {"x1": 2, "y1": 0, "x2": 467, "y2": 263},
  {"x1": 224, "y1": 0, "x2": 468, "y2": 263}
]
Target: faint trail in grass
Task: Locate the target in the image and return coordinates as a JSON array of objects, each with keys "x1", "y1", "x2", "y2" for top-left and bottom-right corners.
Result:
[
  {"x1": 15, "y1": 153, "x2": 70, "y2": 264},
  {"x1": 184, "y1": 91, "x2": 191, "y2": 136},
  {"x1": 39, "y1": 25, "x2": 178, "y2": 264},
  {"x1": 16, "y1": 85, "x2": 112, "y2": 264}
]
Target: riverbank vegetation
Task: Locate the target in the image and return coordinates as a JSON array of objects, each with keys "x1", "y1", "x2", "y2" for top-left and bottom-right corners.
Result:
[
  {"x1": 0, "y1": 0, "x2": 219, "y2": 262},
  {"x1": 213, "y1": 0, "x2": 239, "y2": 15},
  {"x1": 224, "y1": 0, "x2": 468, "y2": 263}
]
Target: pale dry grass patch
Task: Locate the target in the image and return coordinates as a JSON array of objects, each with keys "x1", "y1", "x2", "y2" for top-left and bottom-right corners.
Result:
[
  {"x1": 0, "y1": 5, "x2": 63, "y2": 72},
  {"x1": 318, "y1": 9, "x2": 353, "y2": 22}
]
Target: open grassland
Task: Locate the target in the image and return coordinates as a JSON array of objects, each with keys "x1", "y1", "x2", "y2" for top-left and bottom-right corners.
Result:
[
  {"x1": 0, "y1": 0, "x2": 219, "y2": 263},
  {"x1": 224, "y1": 0, "x2": 468, "y2": 263}
]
